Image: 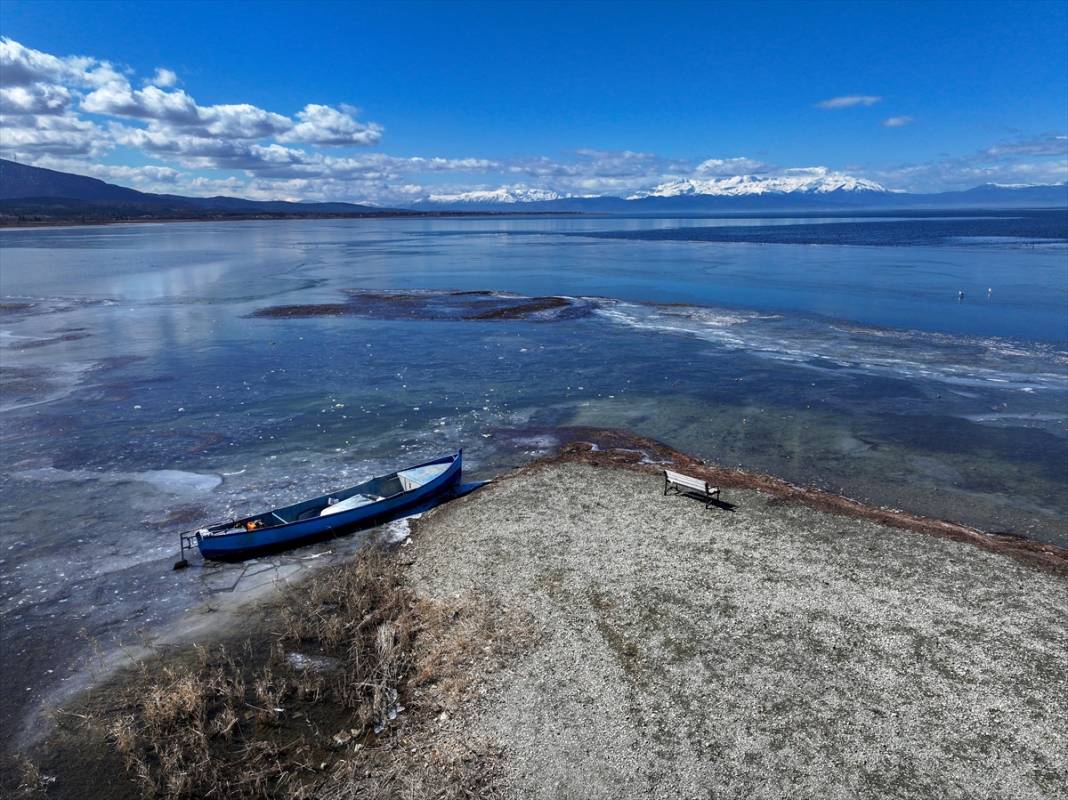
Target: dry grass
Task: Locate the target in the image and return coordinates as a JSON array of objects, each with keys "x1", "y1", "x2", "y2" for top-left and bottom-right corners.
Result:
[
  {"x1": 89, "y1": 547, "x2": 531, "y2": 800},
  {"x1": 9, "y1": 755, "x2": 53, "y2": 798},
  {"x1": 107, "y1": 645, "x2": 317, "y2": 799},
  {"x1": 276, "y1": 551, "x2": 416, "y2": 733}
]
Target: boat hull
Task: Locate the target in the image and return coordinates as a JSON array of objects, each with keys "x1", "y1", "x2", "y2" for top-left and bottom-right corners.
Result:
[{"x1": 196, "y1": 452, "x2": 461, "y2": 560}]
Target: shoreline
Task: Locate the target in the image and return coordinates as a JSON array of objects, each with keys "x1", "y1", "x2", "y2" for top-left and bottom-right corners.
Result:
[
  {"x1": 4, "y1": 430, "x2": 1067, "y2": 797},
  {"x1": 526, "y1": 426, "x2": 1068, "y2": 575}
]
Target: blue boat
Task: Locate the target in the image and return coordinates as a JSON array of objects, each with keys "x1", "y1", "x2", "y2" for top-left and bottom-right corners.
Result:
[{"x1": 178, "y1": 450, "x2": 462, "y2": 562}]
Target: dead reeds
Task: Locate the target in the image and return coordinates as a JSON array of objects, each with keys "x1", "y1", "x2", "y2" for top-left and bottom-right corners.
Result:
[{"x1": 97, "y1": 547, "x2": 529, "y2": 799}]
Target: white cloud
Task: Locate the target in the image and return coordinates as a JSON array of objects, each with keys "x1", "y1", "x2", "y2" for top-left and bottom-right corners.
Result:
[
  {"x1": 147, "y1": 67, "x2": 178, "y2": 88},
  {"x1": 198, "y1": 104, "x2": 292, "y2": 138},
  {"x1": 815, "y1": 95, "x2": 882, "y2": 109},
  {"x1": 0, "y1": 82, "x2": 71, "y2": 115},
  {"x1": 25, "y1": 155, "x2": 181, "y2": 187},
  {"x1": 407, "y1": 156, "x2": 501, "y2": 171},
  {"x1": 871, "y1": 133, "x2": 1068, "y2": 191},
  {"x1": 83, "y1": 83, "x2": 201, "y2": 124},
  {"x1": 983, "y1": 134, "x2": 1067, "y2": 157},
  {"x1": 277, "y1": 104, "x2": 383, "y2": 146},
  {"x1": 695, "y1": 157, "x2": 770, "y2": 175},
  {"x1": 882, "y1": 116, "x2": 914, "y2": 128},
  {"x1": 1, "y1": 37, "x2": 383, "y2": 163},
  {"x1": 0, "y1": 112, "x2": 109, "y2": 157},
  {"x1": 0, "y1": 36, "x2": 122, "y2": 88},
  {"x1": 81, "y1": 85, "x2": 294, "y2": 141},
  {"x1": 109, "y1": 123, "x2": 313, "y2": 171},
  {"x1": 425, "y1": 185, "x2": 562, "y2": 204}
]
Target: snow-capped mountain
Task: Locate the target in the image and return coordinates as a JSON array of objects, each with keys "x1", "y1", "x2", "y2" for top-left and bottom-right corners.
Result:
[
  {"x1": 410, "y1": 168, "x2": 900, "y2": 210},
  {"x1": 629, "y1": 168, "x2": 889, "y2": 199},
  {"x1": 422, "y1": 186, "x2": 563, "y2": 205}
]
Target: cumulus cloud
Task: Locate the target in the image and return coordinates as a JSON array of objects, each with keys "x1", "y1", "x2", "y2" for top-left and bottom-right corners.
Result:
[
  {"x1": 815, "y1": 95, "x2": 882, "y2": 109},
  {"x1": 871, "y1": 133, "x2": 1068, "y2": 191},
  {"x1": 0, "y1": 37, "x2": 383, "y2": 164},
  {"x1": 147, "y1": 67, "x2": 178, "y2": 88},
  {"x1": 882, "y1": 116, "x2": 914, "y2": 128},
  {"x1": 199, "y1": 104, "x2": 292, "y2": 138},
  {"x1": 277, "y1": 103, "x2": 383, "y2": 146},
  {"x1": 0, "y1": 111, "x2": 109, "y2": 157},
  {"x1": 695, "y1": 157, "x2": 770, "y2": 175},
  {"x1": 109, "y1": 123, "x2": 310, "y2": 171},
  {"x1": 25, "y1": 155, "x2": 181, "y2": 187},
  {"x1": 0, "y1": 82, "x2": 71, "y2": 115},
  {"x1": 0, "y1": 36, "x2": 123, "y2": 88},
  {"x1": 83, "y1": 83, "x2": 201, "y2": 124}
]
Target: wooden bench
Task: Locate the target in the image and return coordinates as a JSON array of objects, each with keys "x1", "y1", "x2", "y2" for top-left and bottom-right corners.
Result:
[{"x1": 663, "y1": 469, "x2": 721, "y2": 507}]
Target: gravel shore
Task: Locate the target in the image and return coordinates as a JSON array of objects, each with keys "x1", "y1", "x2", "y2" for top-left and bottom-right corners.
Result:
[{"x1": 406, "y1": 459, "x2": 1068, "y2": 800}]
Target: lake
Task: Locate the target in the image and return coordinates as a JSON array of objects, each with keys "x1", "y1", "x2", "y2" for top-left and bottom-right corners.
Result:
[{"x1": 1, "y1": 211, "x2": 1066, "y2": 748}]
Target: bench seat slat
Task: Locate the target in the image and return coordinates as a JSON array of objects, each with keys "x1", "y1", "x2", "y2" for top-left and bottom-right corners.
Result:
[{"x1": 664, "y1": 469, "x2": 720, "y2": 506}]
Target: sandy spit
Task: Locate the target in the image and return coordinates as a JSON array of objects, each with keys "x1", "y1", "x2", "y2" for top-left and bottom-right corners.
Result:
[{"x1": 405, "y1": 445, "x2": 1068, "y2": 799}]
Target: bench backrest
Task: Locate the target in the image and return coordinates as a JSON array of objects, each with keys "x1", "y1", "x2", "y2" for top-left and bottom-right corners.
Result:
[{"x1": 665, "y1": 469, "x2": 707, "y2": 493}]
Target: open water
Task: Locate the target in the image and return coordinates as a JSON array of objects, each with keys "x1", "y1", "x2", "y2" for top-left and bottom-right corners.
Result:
[{"x1": 1, "y1": 210, "x2": 1066, "y2": 748}]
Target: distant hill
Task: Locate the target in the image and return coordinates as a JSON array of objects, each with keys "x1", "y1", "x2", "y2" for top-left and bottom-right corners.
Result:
[{"x1": 0, "y1": 159, "x2": 394, "y2": 222}]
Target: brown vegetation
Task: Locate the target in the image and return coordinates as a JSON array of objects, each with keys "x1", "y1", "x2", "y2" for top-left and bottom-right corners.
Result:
[
  {"x1": 249, "y1": 288, "x2": 578, "y2": 322},
  {"x1": 467, "y1": 296, "x2": 570, "y2": 319},
  {"x1": 248, "y1": 304, "x2": 356, "y2": 318},
  {"x1": 18, "y1": 548, "x2": 530, "y2": 800}
]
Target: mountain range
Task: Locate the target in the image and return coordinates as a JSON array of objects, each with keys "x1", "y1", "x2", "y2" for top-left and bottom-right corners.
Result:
[
  {"x1": 1, "y1": 158, "x2": 1065, "y2": 222},
  {"x1": 412, "y1": 170, "x2": 1067, "y2": 211}
]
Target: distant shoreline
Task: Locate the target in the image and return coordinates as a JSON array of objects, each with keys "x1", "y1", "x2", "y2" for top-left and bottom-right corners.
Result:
[
  {"x1": 2, "y1": 205, "x2": 1065, "y2": 230},
  {"x1": 0, "y1": 209, "x2": 578, "y2": 229}
]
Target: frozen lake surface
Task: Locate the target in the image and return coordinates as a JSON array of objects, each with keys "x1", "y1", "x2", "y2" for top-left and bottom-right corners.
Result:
[{"x1": 1, "y1": 211, "x2": 1066, "y2": 749}]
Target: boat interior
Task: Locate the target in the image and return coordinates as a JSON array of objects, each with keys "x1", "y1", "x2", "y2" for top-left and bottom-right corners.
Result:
[{"x1": 226, "y1": 461, "x2": 452, "y2": 532}]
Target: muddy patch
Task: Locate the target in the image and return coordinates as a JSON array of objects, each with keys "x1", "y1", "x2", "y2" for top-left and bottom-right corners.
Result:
[
  {"x1": 248, "y1": 289, "x2": 595, "y2": 323},
  {"x1": 246, "y1": 302, "x2": 355, "y2": 318}
]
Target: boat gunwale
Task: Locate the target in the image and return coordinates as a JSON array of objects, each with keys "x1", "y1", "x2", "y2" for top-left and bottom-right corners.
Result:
[{"x1": 197, "y1": 451, "x2": 461, "y2": 542}]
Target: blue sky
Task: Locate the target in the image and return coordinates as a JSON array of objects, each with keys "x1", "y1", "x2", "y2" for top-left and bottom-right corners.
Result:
[{"x1": 1, "y1": 0, "x2": 1065, "y2": 203}]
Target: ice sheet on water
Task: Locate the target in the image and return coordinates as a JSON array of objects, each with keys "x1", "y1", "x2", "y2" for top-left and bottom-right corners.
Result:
[
  {"x1": 13, "y1": 466, "x2": 223, "y2": 495},
  {"x1": 596, "y1": 300, "x2": 1068, "y2": 393}
]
